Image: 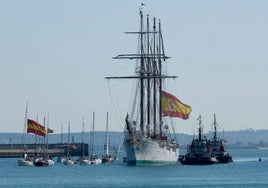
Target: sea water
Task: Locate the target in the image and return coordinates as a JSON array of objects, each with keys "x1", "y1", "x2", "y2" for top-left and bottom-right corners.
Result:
[{"x1": 0, "y1": 149, "x2": 267, "y2": 188}]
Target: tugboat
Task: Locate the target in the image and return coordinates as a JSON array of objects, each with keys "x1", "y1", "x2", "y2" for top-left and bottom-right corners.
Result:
[
  {"x1": 179, "y1": 114, "x2": 217, "y2": 165},
  {"x1": 210, "y1": 113, "x2": 233, "y2": 163}
]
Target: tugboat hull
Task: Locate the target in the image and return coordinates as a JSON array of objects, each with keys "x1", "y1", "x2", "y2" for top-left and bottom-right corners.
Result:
[{"x1": 179, "y1": 155, "x2": 217, "y2": 165}]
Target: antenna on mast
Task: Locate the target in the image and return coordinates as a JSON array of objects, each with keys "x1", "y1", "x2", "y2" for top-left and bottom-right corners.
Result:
[{"x1": 139, "y1": 3, "x2": 145, "y2": 13}]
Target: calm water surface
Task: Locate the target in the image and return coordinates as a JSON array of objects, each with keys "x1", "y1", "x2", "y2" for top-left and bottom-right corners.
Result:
[{"x1": 0, "y1": 149, "x2": 267, "y2": 188}]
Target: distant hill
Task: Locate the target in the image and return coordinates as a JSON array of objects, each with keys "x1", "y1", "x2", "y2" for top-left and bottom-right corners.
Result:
[{"x1": 1, "y1": 129, "x2": 268, "y2": 149}]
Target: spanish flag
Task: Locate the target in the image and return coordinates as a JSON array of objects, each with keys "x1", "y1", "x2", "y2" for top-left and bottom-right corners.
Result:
[
  {"x1": 47, "y1": 128, "x2": 54, "y2": 134},
  {"x1": 161, "y1": 91, "x2": 192, "y2": 120},
  {"x1": 27, "y1": 119, "x2": 47, "y2": 137}
]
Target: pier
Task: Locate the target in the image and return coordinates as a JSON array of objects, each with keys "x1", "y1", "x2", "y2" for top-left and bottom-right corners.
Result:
[{"x1": 0, "y1": 143, "x2": 88, "y2": 158}]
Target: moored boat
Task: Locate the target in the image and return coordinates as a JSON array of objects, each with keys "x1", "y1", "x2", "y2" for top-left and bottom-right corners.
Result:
[
  {"x1": 78, "y1": 117, "x2": 91, "y2": 165},
  {"x1": 63, "y1": 122, "x2": 75, "y2": 165},
  {"x1": 102, "y1": 112, "x2": 114, "y2": 164},
  {"x1": 18, "y1": 153, "x2": 33, "y2": 166},
  {"x1": 34, "y1": 156, "x2": 54, "y2": 166},
  {"x1": 90, "y1": 154, "x2": 102, "y2": 165},
  {"x1": 63, "y1": 157, "x2": 75, "y2": 165},
  {"x1": 89, "y1": 112, "x2": 102, "y2": 165},
  {"x1": 18, "y1": 103, "x2": 33, "y2": 166}
]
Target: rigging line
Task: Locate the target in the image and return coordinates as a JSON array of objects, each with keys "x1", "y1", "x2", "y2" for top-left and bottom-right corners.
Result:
[
  {"x1": 107, "y1": 81, "x2": 124, "y2": 132},
  {"x1": 22, "y1": 101, "x2": 28, "y2": 147},
  {"x1": 171, "y1": 120, "x2": 177, "y2": 141},
  {"x1": 130, "y1": 79, "x2": 140, "y2": 121}
]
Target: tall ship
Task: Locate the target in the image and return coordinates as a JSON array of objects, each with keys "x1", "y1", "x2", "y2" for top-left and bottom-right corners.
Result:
[
  {"x1": 106, "y1": 9, "x2": 191, "y2": 165},
  {"x1": 210, "y1": 113, "x2": 233, "y2": 163}
]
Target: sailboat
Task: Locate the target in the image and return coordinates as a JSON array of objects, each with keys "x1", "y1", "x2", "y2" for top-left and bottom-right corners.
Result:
[
  {"x1": 18, "y1": 103, "x2": 33, "y2": 166},
  {"x1": 89, "y1": 112, "x2": 102, "y2": 165},
  {"x1": 57, "y1": 124, "x2": 65, "y2": 163},
  {"x1": 33, "y1": 116, "x2": 55, "y2": 166},
  {"x1": 210, "y1": 113, "x2": 233, "y2": 163},
  {"x1": 106, "y1": 10, "x2": 191, "y2": 165},
  {"x1": 44, "y1": 116, "x2": 55, "y2": 166},
  {"x1": 64, "y1": 121, "x2": 75, "y2": 165},
  {"x1": 78, "y1": 117, "x2": 91, "y2": 165},
  {"x1": 32, "y1": 117, "x2": 47, "y2": 167},
  {"x1": 101, "y1": 112, "x2": 114, "y2": 163}
]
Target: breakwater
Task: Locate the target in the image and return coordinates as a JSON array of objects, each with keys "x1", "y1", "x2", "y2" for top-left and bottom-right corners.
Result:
[{"x1": 0, "y1": 143, "x2": 88, "y2": 158}]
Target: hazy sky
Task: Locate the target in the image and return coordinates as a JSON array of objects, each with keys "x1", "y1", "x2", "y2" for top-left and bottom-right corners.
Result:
[{"x1": 0, "y1": 0, "x2": 267, "y2": 135}]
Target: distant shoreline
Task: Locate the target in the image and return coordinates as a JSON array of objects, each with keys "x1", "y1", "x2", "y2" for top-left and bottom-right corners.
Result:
[{"x1": 1, "y1": 129, "x2": 268, "y2": 151}]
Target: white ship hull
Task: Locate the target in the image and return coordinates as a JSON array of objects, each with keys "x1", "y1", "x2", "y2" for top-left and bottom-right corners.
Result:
[{"x1": 124, "y1": 133, "x2": 179, "y2": 165}]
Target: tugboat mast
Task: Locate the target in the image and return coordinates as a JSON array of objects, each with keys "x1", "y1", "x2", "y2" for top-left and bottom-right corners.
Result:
[
  {"x1": 213, "y1": 113, "x2": 217, "y2": 142},
  {"x1": 198, "y1": 114, "x2": 202, "y2": 140}
]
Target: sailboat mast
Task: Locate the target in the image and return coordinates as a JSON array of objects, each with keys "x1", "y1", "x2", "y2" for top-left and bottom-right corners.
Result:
[
  {"x1": 43, "y1": 116, "x2": 46, "y2": 157},
  {"x1": 60, "y1": 124, "x2": 63, "y2": 144},
  {"x1": 46, "y1": 115, "x2": 49, "y2": 156},
  {"x1": 105, "y1": 112, "x2": 109, "y2": 155},
  {"x1": 67, "y1": 121, "x2": 70, "y2": 157},
  {"x1": 140, "y1": 10, "x2": 145, "y2": 136},
  {"x1": 82, "y1": 117, "x2": 85, "y2": 157},
  {"x1": 91, "y1": 112, "x2": 95, "y2": 155},
  {"x1": 21, "y1": 102, "x2": 28, "y2": 152}
]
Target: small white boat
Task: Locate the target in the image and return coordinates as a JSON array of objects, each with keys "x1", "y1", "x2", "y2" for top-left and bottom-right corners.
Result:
[
  {"x1": 57, "y1": 155, "x2": 66, "y2": 163},
  {"x1": 91, "y1": 158, "x2": 102, "y2": 165},
  {"x1": 89, "y1": 112, "x2": 102, "y2": 165},
  {"x1": 64, "y1": 157, "x2": 75, "y2": 165},
  {"x1": 79, "y1": 157, "x2": 91, "y2": 165},
  {"x1": 101, "y1": 112, "x2": 114, "y2": 164},
  {"x1": 78, "y1": 118, "x2": 91, "y2": 165},
  {"x1": 46, "y1": 158, "x2": 55, "y2": 166},
  {"x1": 64, "y1": 122, "x2": 75, "y2": 165},
  {"x1": 18, "y1": 104, "x2": 33, "y2": 166},
  {"x1": 34, "y1": 156, "x2": 55, "y2": 166},
  {"x1": 102, "y1": 155, "x2": 114, "y2": 163},
  {"x1": 18, "y1": 154, "x2": 33, "y2": 166}
]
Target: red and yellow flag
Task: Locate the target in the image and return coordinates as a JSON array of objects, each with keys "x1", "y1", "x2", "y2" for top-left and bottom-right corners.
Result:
[
  {"x1": 47, "y1": 128, "x2": 54, "y2": 134},
  {"x1": 161, "y1": 91, "x2": 192, "y2": 119},
  {"x1": 27, "y1": 119, "x2": 47, "y2": 137}
]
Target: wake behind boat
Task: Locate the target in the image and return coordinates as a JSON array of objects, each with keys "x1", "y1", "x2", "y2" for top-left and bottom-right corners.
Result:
[{"x1": 106, "y1": 9, "x2": 191, "y2": 165}]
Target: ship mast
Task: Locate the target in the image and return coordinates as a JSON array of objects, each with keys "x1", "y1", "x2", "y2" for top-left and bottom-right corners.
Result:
[
  {"x1": 198, "y1": 114, "x2": 202, "y2": 140},
  {"x1": 105, "y1": 10, "x2": 176, "y2": 137},
  {"x1": 153, "y1": 17, "x2": 157, "y2": 137},
  {"x1": 158, "y1": 20, "x2": 163, "y2": 137},
  {"x1": 213, "y1": 113, "x2": 217, "y2": 141},
  {"x1": 139, "y1": 10, "x2": 145, "y2": 135},
  {"x1": 146, "y1": 14, "x2": 151, "y2": 136}
]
